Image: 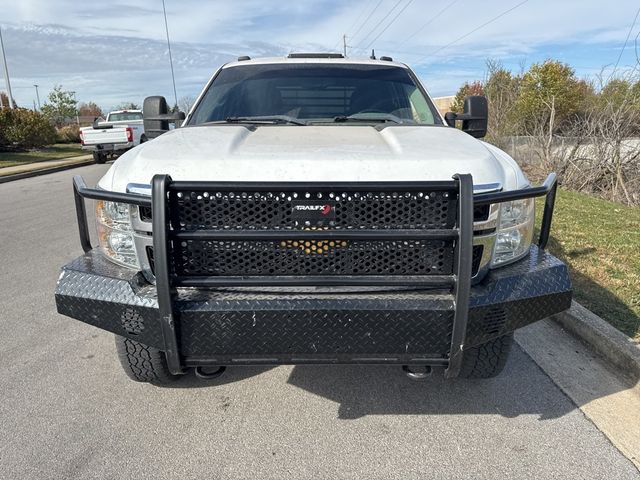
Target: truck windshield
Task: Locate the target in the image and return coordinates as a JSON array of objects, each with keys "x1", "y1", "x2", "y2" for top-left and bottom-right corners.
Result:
[
  {"x1": 188, "y1": 64, "x2": 441, "y2": 126},
  {"x1": 108, "y1": 112, "x2": 143, "y2": 122}
]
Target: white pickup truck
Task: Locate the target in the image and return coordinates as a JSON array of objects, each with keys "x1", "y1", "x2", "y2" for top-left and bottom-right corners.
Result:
[
  {"x1": 57, "y1": 54, "x2": 571, "y2": 385},
  {"x1": 79, "y1": 110, "x2": 146, "y2": 164}
]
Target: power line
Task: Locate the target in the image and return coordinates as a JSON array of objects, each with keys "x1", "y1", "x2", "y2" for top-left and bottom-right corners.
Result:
[
  {"x1": 361, "y1": 0, "x2": 415, "y2": 52},
  {"x1": 350, "y1": 0, "x2": 384, "y2": 43},
  {"x1": 609, "y1": 5, "x2": 640, "y2": 79},
  {"x1": 332, "y1": 0, "x2": 375, "y2": 50},
  {"x1": 414, "y1": 0, "x2": 529, "y2": 63},
  {"x1": 396, "y1": 0, "x2": 461, "y2": 48},
  {"x1": 347, "y1": 0, "x2": 374, "y2": 33},
  {"x1": 353, "y1": 0, "x2": 404, "y2": 51}
]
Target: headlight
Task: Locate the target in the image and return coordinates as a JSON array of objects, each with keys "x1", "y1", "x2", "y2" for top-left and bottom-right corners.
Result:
[
  {"x1": 95, "y1": 200, "x2": 139, "y2": 269},
  {"x1": 491, "y1": 197, "x2": 534, "y2": 267}
]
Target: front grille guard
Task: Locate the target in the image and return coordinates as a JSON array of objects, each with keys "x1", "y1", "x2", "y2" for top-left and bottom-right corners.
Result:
[{"x1": 71, "y1": 173, "x2": 558, "y2": 377}]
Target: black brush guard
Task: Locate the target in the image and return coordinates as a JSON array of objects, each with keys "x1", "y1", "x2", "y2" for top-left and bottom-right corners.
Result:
[{"x1": 63, "y1": 173, "x2": 566, "y2": 378}]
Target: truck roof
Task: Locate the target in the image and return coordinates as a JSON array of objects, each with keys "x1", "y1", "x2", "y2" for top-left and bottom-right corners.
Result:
[
  {"x1": 109, "y1": 109, "x2": 142, "y2": 114},
  {"x1": 222, "y1": 54, "x2": 408, "y2": 70}
]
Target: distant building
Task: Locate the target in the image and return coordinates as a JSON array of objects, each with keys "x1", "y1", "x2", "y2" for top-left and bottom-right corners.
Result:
[{"x1": 432, "y1": 96, "x2": 454, "y2": 116}]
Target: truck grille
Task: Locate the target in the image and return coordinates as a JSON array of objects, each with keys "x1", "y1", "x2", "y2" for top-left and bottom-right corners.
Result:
[
  {"x1": 170, "y1": 189, "x2": 457, "y2": 230},
  {"x1": 174, "y1": 239, "x2": 454, "y2": 276},
  {"x1": 140, "y1": 199, "x2": 490, "y2": 224},
  {"x1": 161, "y1": 186, "x2": 463, "y2": 279},
  {"x1": 147, "y1": 244, "x2": 483, "y2": 277}
]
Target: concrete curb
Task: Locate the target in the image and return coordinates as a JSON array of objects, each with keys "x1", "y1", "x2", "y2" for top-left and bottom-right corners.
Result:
[
  {"x1": 0, "y1": 157, "x2": 95, "y2": 184},
  {"x1": 552, "y1": 301, "x2": 640, "y2": 382}
]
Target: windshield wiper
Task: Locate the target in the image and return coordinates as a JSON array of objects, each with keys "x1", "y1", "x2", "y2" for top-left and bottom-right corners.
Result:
[
  {"x1": 333, "y1": 113, "x2": 410, "y2": 125},
  {"x1": 223, "y1": 115, "x2": 307, "y2": 126}
]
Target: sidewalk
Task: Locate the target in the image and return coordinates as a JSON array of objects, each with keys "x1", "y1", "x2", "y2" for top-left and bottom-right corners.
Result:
[{"x1": 0, "y1": 154, "x2": 94, "y2": 182}]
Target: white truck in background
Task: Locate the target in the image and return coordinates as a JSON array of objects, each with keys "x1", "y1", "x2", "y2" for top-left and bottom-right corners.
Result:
[{"x1": 79, "y1": 110, "x2": 146, "y2": 164}]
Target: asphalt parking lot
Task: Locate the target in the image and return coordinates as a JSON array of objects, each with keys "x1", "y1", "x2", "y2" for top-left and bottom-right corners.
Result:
[{"x1": 0, "y1": 164, "x2": 638, "y2": 479}]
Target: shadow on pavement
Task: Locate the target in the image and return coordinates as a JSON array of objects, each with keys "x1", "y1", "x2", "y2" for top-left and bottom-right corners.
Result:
[
  {"x1": 160, "y1": 366, "x2": 276, "y2": 389},
  {"x1": 284, "y1": 343, "x2": 619, "y2": 420}
]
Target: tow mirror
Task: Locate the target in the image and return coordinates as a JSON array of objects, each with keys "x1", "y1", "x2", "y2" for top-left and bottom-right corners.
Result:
[
  {"x1": 445, "y1": 95, "x2": 488, "y2": 138},
  {"x1": 143, "y1": 96, "x2": 186, "y2": 139}
]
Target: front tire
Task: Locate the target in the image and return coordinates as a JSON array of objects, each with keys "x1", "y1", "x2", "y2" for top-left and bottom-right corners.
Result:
[
  {"x1": 115, "y1": 336, "x2": 179, "y2": 385},
  {"x1": 93, "y1": 151, "x2": 107, "y2": 164},
  {"x1": 458, "y1": 334, "x2": 513, "y2": 379}
]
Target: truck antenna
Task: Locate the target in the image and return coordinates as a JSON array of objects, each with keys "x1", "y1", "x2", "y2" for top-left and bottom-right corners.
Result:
[{"x1": 161, "y1": 0, "x2": 178, "y2": 109}]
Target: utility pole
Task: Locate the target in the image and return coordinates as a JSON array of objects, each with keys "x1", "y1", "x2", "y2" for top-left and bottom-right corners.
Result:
[
  {"x1": 34, "y1": 84, "x2": 41, "y2": 110},
  {"x1": 343, "y1": 34, "x2": 347, "y2": 57},
  {"x1": 162, "y1": 0, "x2": 178, "y2": 109},
  {"x1": 0, "y1": 25, "x2": 16, "y2": 109}
]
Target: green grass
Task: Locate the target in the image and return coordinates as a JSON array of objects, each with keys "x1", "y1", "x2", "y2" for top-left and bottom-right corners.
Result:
[
  {"x1": 0, "y1": 144, "x2": 85, "y2": 168},
  {"x1": 540, "y1": 189, "x2": 640, "y2": 340}
]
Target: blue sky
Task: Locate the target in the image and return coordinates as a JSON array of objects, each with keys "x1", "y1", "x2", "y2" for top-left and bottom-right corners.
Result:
[{"x1": 1, "y1": 0, "x2": 639, "y2": 110}]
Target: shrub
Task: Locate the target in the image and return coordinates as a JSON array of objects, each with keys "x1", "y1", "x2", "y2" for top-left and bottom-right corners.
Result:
[
  {"x1": 0, "y1": 108, "x2": 10, "y2": 147},
  {"x1": 56, "y1": 124, "x2": 80, "y2": 143},
  {"x1": 0, "y1": 108, "x2": 57, "y2": 149},
  {"x1": 451, "y1": 81, "x2": 485, "y2": 113}
]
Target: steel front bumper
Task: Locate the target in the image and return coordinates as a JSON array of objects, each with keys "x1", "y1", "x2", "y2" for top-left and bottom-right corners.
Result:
[
  {"x1": 55, "y1": 246, "x2": 571, "y2": 367},
  {"x1": 81, "y1": 142, "x2": 133, "y2": 152}
]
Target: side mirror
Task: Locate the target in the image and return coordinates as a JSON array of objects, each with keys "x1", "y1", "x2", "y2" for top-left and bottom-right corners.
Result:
[
  {"x1": 143, "y1": 96, "x2": 186, "y2": 139},
  {"x1": 445, "y1": 95, "x2": 488, "y2": 138}
]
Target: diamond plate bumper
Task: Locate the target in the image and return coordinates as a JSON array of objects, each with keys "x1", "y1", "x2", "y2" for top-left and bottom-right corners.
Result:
[{"x1": 55, "y1": 245, "x2": 571, "y2": 366}]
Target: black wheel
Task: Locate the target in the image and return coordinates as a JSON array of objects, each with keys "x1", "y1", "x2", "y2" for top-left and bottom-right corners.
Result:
[
  {"x1": 458, "y1": 333, "x2": 513, "y2": 379},
  {"x1": 115, "y1": 336, "x2": 179, "y2": 385},
  {"x1": 140, "y1": 135, "x2": 147, "y2": 143},
  {"x1": 93, "y1": 151, "x2": 107, "y2": 164}
]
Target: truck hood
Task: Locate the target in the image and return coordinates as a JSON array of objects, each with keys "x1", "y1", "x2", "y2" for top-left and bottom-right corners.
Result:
[{"x1": 100, "y1": 125, "x2": 526, "y2": 192}]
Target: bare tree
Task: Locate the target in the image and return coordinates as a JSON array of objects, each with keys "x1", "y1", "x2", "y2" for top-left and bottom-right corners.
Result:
[
  {"x1": 532, "y1": 70, "x2": 640, "y2": 206},
  {"x1": 483, "y1": 60, "x2": 520, "y2": 150},
  {"x1": 178, "y1": 95, "x2": 196, "y2": 114},
  {"x1": 569, "y1": 73, "x2": 640, "y2": 205}
]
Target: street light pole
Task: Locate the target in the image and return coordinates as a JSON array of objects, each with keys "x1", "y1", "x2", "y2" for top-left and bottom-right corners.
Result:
[
  {"x1": 0, "y1": 25, "x2": 16, "y2": 109},
  {"x1": 34, "y1": 84, "x2": 41, "y2": 110}
]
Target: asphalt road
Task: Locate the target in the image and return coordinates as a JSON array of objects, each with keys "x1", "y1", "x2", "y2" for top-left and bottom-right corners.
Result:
[{"x1": 0, "y1": 164, "x2": 637, "y2": 479}]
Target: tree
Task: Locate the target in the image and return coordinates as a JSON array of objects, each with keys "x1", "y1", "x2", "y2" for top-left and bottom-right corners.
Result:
[
  {"x1": 0, "y1": 108, "x2": 57, "y2": 148},
  {"x1": 113, "y1": 102, "x2": 140, "y2": 111},
  {"x1": 41, "y1": 85, "x2": 77, "y2": 126},
  {"x1": 483, "y1": 60, "x2": 521, "y2": 148},
  {"x1": 513, "y1": 61, "x2": 593, "y2": 170},
  {"x1": 451, "y1": 81, "x2": 485, "y2": 113},
  {"x1": 0, "y1": 92, "x2": 17, "y2": 109},
  {"x1": 515, "y1": 60, "x2": 588, "y2": 131},
  {"x1": 178, "y1": 95, "x2": 196, "y2": 113},
  {"x1": 78, "y1": 101, "x2": 103, "y2": 118},
  {"x1": 633, "y1": 80, "x2": 640, "y2": 105},
  {"x1": 574, "y1": 72, "x2": 640, "y2": 204},
  {"x1": 560, "y1": 83, "x2": 640, "y2": 205}
]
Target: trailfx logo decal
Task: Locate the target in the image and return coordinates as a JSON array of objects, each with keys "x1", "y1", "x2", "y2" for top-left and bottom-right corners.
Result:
[{"x1": 291, "y1": 200, "x2": 336, "y2": 222}]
